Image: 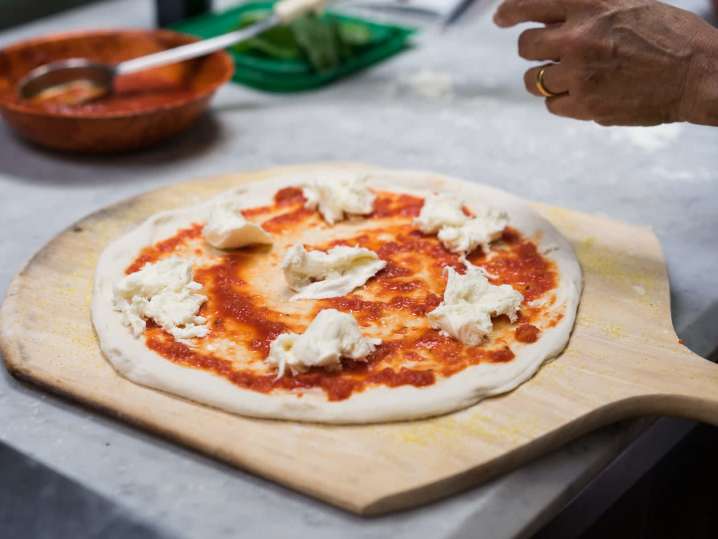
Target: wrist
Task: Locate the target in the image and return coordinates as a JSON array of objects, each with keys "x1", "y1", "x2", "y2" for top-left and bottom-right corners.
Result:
[{"x1": 679, "y1": 24, "x2": 718, "y2": 125}]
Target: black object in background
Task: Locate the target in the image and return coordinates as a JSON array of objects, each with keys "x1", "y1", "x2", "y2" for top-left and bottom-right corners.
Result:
[
  {"x1": 0, "y1": 0, "x2": 98, "y2": 31},
  {"x1": 576, "y1": 423, "x2": 718, "y2": 539},
  {"x1": 0, "y1": 441, "x2": 169, "y2": 539},
  {"x1": 156, "y1": 0, "x2": 211, "y2": 27}
]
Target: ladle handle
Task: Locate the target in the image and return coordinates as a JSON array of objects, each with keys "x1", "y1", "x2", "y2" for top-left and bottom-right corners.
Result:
[{"x1": 116, "y1": 0, "x2": 326, "y2": 76}]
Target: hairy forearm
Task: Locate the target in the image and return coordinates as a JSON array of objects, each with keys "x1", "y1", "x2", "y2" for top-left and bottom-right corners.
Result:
[{"x1": 680, "y1": 25, "x2": 718, "y2": 126}]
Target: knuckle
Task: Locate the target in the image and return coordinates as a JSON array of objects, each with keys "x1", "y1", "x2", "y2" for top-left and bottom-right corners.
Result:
[
  {"x1": 517, "y1": 30, "x2": 534, "y2": 58},
  {"x1": 569, "y1": 25, "x2": 599, "y2": 53},
  {"x1": 562, "y1": 28, "x2": 584, "y2": 51},
  {"x1": 568, "y1": 66, "x2": 594, "y2": 93},
  {"x1": 569, "y1": 26, "x2": 610, "y2": 62}
]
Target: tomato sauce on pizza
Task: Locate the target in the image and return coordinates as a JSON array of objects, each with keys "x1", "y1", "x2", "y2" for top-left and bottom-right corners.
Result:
[{"x1": 126, "y1": 188, "x2": 558, "y2": 401}]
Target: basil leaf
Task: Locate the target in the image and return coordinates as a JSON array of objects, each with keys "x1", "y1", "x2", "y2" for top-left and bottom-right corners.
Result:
[
  {"x1": 291, "y1": 14, "x2": 341, "y2": 72},
  {"x1": 233, "y1": 10, "x2": 376, "y2": 73},
  {"x1": 234, "y1": 10, "x2": 302, "y2": 60}
]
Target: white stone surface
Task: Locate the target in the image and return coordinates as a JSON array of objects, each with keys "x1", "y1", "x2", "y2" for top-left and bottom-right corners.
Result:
[{"x1": 0, "y1": 1, "x2": 716, "y2": 538}]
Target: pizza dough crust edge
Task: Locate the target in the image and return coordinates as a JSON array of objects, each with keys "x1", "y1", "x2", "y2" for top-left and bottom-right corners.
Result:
[{"x1": 91, "y1": 166, "x2": 582, "y2": 424}]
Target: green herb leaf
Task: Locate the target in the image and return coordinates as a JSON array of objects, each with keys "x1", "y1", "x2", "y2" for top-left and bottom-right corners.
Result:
[
  {"x1": 291, "y1": 14, "x2": 341, "y2": 72},
  {"x1": 234, "y1": 10, "x2": 302, "y2": 59},
  {"x1": 337, "y1": 21, "x2": 373, "y2": 47},
  {"x1": 232, "y1": 10, "x2": 378, "y2": 73}
]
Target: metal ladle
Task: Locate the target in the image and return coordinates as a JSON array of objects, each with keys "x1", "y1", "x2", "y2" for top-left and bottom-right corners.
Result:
[{"x1": 18, "y1": 0, "x2": 324, "y2": 104}]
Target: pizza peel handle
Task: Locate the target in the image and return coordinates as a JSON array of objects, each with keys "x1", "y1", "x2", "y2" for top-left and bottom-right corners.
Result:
[{"x1": 620, "y1": 347, "x2": 718, "y2": 425}]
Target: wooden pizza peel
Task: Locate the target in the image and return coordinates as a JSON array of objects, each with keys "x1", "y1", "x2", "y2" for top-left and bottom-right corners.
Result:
[{"x1": 2, "y1": 163, "x2": 716, "y2": 515}]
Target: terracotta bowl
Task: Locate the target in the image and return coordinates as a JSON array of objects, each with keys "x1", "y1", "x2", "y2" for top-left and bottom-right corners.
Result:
[{"x1": 0, "y1": 29, "x2": 233, "y2": 153}]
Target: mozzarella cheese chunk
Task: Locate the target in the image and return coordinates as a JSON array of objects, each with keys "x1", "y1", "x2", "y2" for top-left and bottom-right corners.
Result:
[
  {"x1": 302, "y1": 175, "x2": 375, "y2": 224},
  {"x1": 112, "y1": 257, "x2": 208, "y2": 341},
  {"x1": 414, "y1": 193, "x2": 468, "y2": 234},
  {"x1": 203, "y1": 197, "x2": 272, "y2": 249},
  {"x1": 428, "y1": 265, "x2": 523, "y2": 346},
  {"x1": 266, "y1": 309, "x2": 380, "y2": 377},
  {"x1": 282, "y1": 244, "x2": 386, "y2": 300},
  {"x1": 415, "y1": 193, "x2": 508, "y2": 255},
  {"x1": 437, "y1": 208, "x2": 509, "y2": 254}
]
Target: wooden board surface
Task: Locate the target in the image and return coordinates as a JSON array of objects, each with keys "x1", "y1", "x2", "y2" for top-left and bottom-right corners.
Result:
[{"x1": 2, "y1": 163, "x2": 718, "y2": 515}]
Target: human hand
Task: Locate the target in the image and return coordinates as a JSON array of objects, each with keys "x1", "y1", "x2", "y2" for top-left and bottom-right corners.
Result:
[{"x1": 494, "y1": 0, "x2": 718, "y2": 126}]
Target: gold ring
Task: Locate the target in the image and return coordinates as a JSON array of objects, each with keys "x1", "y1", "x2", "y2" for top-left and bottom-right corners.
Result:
[{"x1": 536, "y1": 64, "x2": 559, "y2": 97}]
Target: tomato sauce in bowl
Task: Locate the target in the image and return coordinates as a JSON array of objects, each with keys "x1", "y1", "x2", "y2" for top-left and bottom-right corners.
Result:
[{"x1": 0, "y1": 29, "x2": 233, "y2": 152}]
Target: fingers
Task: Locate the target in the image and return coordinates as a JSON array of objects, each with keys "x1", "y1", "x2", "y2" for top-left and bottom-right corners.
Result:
[
  {"x1": 545, "y1": 94, "x2": 593, "y2": 121},
  {"x1": 524, "y1": 63, "x2": 570, "y2": 97},
  {"x1": 518, "y1": 25, "x2": 563, "y2": 61},
  {"x1": 494, "y1": 0, "x2": 568, "y2": 27}
]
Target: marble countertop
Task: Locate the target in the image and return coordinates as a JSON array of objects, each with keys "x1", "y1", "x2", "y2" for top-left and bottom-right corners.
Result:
[{"x1": 1, "y1": 1, "x2": 716, "y2": 537}]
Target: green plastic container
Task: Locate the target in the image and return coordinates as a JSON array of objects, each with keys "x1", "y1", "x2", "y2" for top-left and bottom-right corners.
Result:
[{"x1": 170, "y1": 2, "x2": 415, "y2": 92}]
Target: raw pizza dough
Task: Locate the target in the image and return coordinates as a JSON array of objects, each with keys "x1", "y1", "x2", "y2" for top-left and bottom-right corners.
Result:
[{"x1": 92, "y1": 167, "x2": 582, "y2": 423}]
